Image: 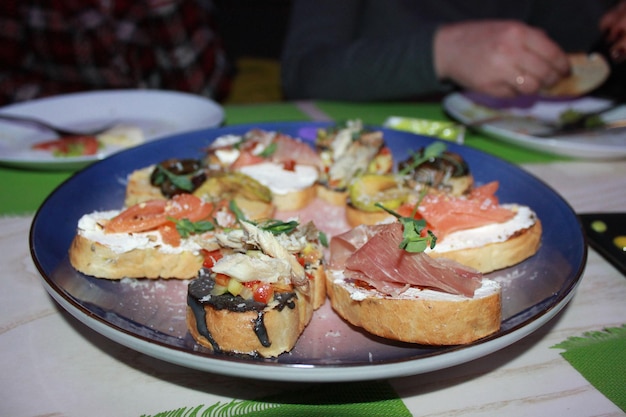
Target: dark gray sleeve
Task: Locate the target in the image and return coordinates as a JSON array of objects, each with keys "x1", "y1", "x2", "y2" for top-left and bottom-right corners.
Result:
[{"x1": 280, "y1": 0, "x2": 450, "y2": 101}]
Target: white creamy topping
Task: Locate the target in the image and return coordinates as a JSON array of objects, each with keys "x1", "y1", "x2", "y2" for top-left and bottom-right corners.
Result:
[
  {"x1": 427, "y1": 205, "x2": 536, "y2": 253},
  {"x1": 214, "y1": 148, "x2": 240, "y2": 166},
  {"x1": 209, "y1": 134, "x2": 242, "y2": 149},
  {"x1": 239, "y1": 162, "x2": 318, "y2": 195},
  {"x1": 77, "y1": 211, "x2": 203, "y2": 254}
]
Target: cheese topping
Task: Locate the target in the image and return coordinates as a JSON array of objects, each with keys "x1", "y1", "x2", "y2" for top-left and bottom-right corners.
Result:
[
  {"x1": 239, "y1": 162, "x2": 318, "y2": 195},
  {"x1": 77, "y1": 211, "x2": 204, "y2": 254},
  {"x1": 427, "y1": 205, "x2": 536, "y2": 253}
]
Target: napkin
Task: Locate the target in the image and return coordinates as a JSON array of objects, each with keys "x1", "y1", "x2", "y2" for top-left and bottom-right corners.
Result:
[
  {"x1": 551, "y1": 324, "x2": 626, "y2": 412},
  {"x1": 140, "y1": 380, "x2": 411, "y2": 417}
]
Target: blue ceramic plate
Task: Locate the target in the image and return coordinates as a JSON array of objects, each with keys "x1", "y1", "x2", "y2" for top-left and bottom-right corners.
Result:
[{"x1": 30, "y1": 122, "x2": 586, "y2": 382}]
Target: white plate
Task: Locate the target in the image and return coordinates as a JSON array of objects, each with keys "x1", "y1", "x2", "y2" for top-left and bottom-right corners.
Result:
[
  {"x1": 443, "y1": 92, "x2": 626, "y2": 160},
  {"x1": 0, "y1": 90, "x2": 224, "y2": 170}
]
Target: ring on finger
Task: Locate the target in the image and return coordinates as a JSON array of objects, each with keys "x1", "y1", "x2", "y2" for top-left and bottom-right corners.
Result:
[{"x1": 515, "y1": 75, "x2": 526, "y2": 86}]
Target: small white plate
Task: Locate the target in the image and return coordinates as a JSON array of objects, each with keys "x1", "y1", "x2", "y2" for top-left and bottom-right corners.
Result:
[
  {"x1": 0, "y1": 90, "x2": 224, "y2": 170},
  {"x1": 443, "y1": 92, "x2": 626, "y2": 160}
]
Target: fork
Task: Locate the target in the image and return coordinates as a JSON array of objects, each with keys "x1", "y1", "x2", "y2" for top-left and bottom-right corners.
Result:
[
  {"x1": 532, "y1": 103, "x2": 625, "y2": 137},
  {"x1": 468, "y1": 102, "x2": 625, "y2": 138},
  {"x1": 0, "y1": 113, "x2": 114, "y2": 136}
]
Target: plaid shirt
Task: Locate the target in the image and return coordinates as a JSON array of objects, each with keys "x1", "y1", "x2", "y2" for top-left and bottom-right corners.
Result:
[{"x1": 0, "y1": 0, "x2": 232, "y2": 105}]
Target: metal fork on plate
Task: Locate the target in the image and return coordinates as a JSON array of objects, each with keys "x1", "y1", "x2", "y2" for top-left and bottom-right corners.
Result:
[{"x1": 0, "y1": 113, "x2": 114, "y2": 136}]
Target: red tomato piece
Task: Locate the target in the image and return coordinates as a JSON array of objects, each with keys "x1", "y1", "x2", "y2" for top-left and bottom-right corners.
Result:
[
  {"x1": 32, "y1": 136, "x2": 99, "y2": 156},
  {"x1": 202, "y1": 249, "x2": 223, "y2": 268},
  {"x1": 253, "y1": 283, "x2": 274, "y2": 304},
  {"x1": 104, "y1": 200, "x2": 168, "y2": 233},
  {"x1": 165, "y1": 194, "x2": 213, "y2": 222}
]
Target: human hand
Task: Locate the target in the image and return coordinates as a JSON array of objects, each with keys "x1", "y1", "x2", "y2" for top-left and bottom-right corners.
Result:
[
  {"x1": 600, "y1": 0, "x2": 626, "y2": 62},
  {"x1": 434, "y1": 20, "x2": 571, "y2": 97}
]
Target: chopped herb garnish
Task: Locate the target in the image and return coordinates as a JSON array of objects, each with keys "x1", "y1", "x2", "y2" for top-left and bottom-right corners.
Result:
[
  {"x1": 374, "y1": 202, "x2": 437, "y2": 253},
  {"x1": 398, "y1": 142, "x2": 447, "y2": 176},
  {"x1": 229, "y1": 200, "x2": 247, "y2": 222},
  {"x1": 318, "y1": 231, "x2": 329, "y2": 248},
  {"x1": 258, "y1": 219, "x2": 299, "y2": 235},
  {"x1": 168, "y1": 217, "x2": 215, "y2": 238},
  {"x1": 153, "y1": 165, "x2": 194, "y2": 191},
  {"x1": 258, "y1": 142, "x2": 277, "y2": 158}
]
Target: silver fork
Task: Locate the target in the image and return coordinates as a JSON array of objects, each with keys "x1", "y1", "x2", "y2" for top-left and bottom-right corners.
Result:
[
  {"x1": 0, "y1": 113, "x2": 114, "y2": 136},
  {"x1": 468, "y1": 103, "x2": 625, "y2": 138}
]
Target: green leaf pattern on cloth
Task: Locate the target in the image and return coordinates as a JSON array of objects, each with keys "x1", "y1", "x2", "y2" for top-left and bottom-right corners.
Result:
[
  {"x1": 551, "y1": 324, "x2": 626, "y2": 412},
  {"x1": 141, "y1": 380, "x2": 412, "y2": 417}
]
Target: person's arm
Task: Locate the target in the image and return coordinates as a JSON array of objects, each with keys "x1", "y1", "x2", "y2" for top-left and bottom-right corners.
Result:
[{"x1": 280, "y1": 0, "x2": 445, "y2": 101}]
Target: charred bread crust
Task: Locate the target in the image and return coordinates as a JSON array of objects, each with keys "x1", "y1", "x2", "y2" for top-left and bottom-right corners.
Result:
[
  {"x1": 428, "y1": 219, "x2": 542, "y2": 273},
  {"x1": 325, "y1": 272, "x2": 502, "y2": 345},
  {"x1": 186, "y1": 269, "x2": 314, "y2": 358},
  {"x1": 69, "y1": 233, "x2": 203, "y2": 279}
]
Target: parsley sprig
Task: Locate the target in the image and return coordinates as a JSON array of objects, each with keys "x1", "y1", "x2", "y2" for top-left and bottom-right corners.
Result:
[
  {"x1": 374, "y1": 202, "x2": 437, "y2": 253},
  {"x1": 153, "y1": 165, "x2": 194, "y2": 191},
  {"x1": 398, "y1": 141, "x2": 447, "y2": 176},
  {"x1": 167, "y1": 216, "x2": 215, "y2": 238}
]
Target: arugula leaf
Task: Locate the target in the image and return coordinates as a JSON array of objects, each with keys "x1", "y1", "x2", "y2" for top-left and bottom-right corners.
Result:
[
  {"x1": 229, "y1": 200, "x2": 247, "y2": 222},
  {"x1": 398, "y1": 142, "x2": 447, "y2": 176},
  {"x1": 154, "y1": 165, "x2": 194, "y2": 191},
  {"x1": 258, "y1": 142, "x2": 277, "y2": 158},
  {"x1": 259, "y1": 219, "x2": 299, "y2": 235},
  {"x1": 318, "y1": 231, "x2": 329, "y2": 248},
  {"x1": 168, "y1": 217, "x2": 215, "y2": 238},
  {"x1": 374, "y1": 202, "x2": 437, "y2": 253}
]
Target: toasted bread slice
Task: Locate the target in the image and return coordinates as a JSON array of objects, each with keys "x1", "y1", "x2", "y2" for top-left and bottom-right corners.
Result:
[{"x1": 326, "y1": 271, "x2": 501, "y2": 345}]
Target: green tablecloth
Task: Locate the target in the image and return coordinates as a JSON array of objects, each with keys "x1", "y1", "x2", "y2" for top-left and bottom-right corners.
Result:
[{"x1": 0, "y1": 101, "x2": 562, "y2": 216}]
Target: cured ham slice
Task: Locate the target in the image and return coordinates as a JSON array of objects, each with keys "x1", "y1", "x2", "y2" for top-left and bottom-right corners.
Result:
[{"x1": 330, "y1": 223, "x2": 482, "y2": 297}]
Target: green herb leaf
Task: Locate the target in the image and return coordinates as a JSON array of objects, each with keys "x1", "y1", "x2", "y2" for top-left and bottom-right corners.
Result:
[
  {"x1": 258, "y1": 142, "x2": 278, "y2": 158},
  {"x1": 259, "y1": 219, "x2": 299, "y2": 235},
  {"x1": 155, "y1": 165, "x2": 194, "y2": 191},
  {"x1": 374, "y1": 202, "x2": 437, "y2": 252},
  {"x1": 229, "y1": 200, "x2": 247, "y2": 222},
  {"x1": 318, "y1": 231, "x2": 329, "y2": 248},
  {"x1": 168, "y1": 217, "x2": 215, "y2": 238},
  {"x1": 398, "y1": 142, "x2": 447, "y2": 176}
]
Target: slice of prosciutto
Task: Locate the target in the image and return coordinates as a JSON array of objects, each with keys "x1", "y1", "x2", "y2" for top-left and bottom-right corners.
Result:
[{"x1": 330, "y1": 223, "x2": 482, "y2": 297}]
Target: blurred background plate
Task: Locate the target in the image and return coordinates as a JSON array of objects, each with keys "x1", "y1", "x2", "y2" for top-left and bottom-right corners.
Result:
[
  {"x1": 444, "y1": 92, "x2": 626, "y2": 160},
  {"x1": 0, "y1": 89, "x2": 224, "y2": 170}
]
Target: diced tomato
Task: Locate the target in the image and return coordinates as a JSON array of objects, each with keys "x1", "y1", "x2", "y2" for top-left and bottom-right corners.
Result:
[
  {"x1": 158, "y1": 221, "x2": 181, "y2": 247},
  {"x1": 32, "y1": 135, "x2": 100, "y2": 156},
  {"x1": 252, "y1": 283, "x2": 274, "y2": 304},
  {"x1": 202, "y1": 249, "x2": 223, "y2": 268},
  {"x1": 104, "y1": 200, "x2": 168, "y2": 233},
  {"x1": 231, "y1": 151, "x2": 265, "y2": 169},
  {"x1": 165, "y1": 193, "x2": 213, "y2": 222},
  {"x1": 282, "y1": 159, "x2": 296, "y2": 171}
]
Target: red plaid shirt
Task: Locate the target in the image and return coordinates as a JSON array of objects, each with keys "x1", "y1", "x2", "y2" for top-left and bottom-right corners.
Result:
[{"x1": 0, "y1": 0, "x2": 232, "y2": 105}]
